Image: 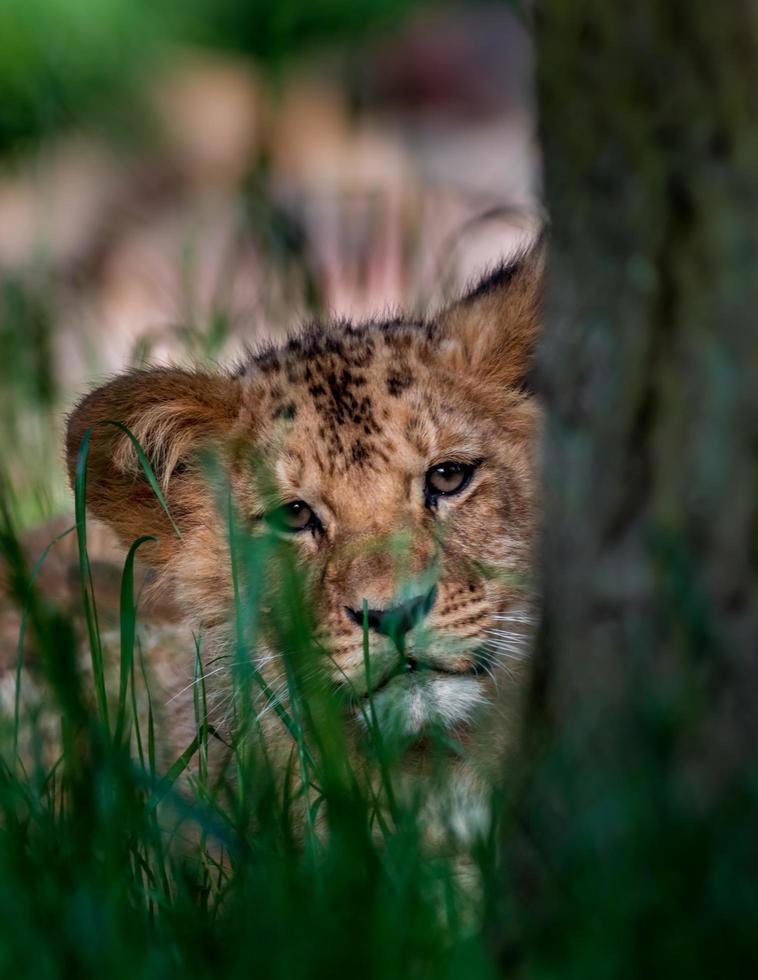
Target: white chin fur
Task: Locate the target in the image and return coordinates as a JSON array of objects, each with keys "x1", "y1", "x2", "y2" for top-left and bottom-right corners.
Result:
[{"x1": 358, "y1": 672, "x2": 487, "y2": 738}]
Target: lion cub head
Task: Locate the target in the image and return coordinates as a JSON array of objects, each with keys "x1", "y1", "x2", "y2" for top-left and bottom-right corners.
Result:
[{"x1": 66, "y1": 244, "x2": 542, "y2": 749}]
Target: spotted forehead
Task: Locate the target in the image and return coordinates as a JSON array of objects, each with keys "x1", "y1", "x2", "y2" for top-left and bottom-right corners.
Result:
[{"x1": 242, "y1": 322, "x2": 438, "y2": 474}]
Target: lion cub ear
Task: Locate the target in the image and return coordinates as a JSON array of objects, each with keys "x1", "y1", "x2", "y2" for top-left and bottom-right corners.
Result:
[
  {"x1": 66, "y1": 368, "x2": 242, "y2": 558},
  {"x1": 435, "y1": 237, "x2": 545, "y2": 390}
]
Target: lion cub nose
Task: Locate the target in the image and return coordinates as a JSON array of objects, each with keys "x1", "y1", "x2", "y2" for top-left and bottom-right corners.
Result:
[{"x1": 345, "y1": 586, "x2": 437, "y2": 641}]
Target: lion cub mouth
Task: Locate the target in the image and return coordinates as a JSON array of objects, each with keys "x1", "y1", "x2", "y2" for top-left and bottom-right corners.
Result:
[
  {"x1": 352, "y1": 647, "x2": 490, "y2": 738},
  {"x1": 366, "y1": 652, "x2": 485, "y2": 696}
]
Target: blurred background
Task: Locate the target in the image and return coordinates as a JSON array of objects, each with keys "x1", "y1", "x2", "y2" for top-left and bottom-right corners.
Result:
[{"x1": 0, "y1": 0, "x2": 539, "y2": 529}]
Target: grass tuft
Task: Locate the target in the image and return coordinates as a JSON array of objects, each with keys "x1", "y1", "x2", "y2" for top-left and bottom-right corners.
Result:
[{"x1": 0, "y1": 443, "x2": 500, "y2": 979}]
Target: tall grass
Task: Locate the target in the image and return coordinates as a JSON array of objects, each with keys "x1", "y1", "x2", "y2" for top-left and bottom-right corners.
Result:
[{"x1": 0, "y1": 432, "x2": 502, "y2": 980}]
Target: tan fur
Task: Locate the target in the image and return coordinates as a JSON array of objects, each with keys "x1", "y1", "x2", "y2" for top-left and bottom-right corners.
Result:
[{"x1": 65, "y1": 241, "x2": 544, "y2": 836}]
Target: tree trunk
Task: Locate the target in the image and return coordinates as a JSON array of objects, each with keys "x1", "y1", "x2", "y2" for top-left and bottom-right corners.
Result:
[{"x1": 499, "y1": 4, "x2": 758, "y2": 975}]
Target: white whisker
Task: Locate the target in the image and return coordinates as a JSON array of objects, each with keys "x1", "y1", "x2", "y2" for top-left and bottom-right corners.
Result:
[
  {"x1": 492, "y1": 610, "x2": 536, "y2": 622},
  {"x1": 165, "y1": 664, "x2": 233, "y2": 705},
  {"x1": 481, "y1": 636, "x2": 531, "y2": 663}
]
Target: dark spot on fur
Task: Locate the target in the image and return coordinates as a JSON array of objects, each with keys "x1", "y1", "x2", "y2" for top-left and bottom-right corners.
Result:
[
  {"x1": 347, "y1": 338, "x2": 375, "y2": 367},
  {"x1": 386, "y1": 365, "x2": 413, "y2": 397},
  {"x1": 273, "y1": 402, "x2": 297, "y2": 421},
  {"x1": 285, "y1": 361, "x2": 301, "y2": 383},
  {"x1": 257, "y1": 325, "x2": 409, "y2": 472},
  {"x1": 351, "y1": 440, "x2": 370, "y2": 466},
  {"x1": 391, "y1": 333, "x2": 412, "y2": 351},
  {"x1": 255, "y1": 349, "x2": 281, "y2": 374},
  {"x1": 378, "y1": 317, "x2": 407, "y2": 332}
]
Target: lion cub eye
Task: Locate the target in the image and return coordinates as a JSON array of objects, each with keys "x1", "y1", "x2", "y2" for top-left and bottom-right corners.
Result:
[
  {"x1": 425, "y1": 461, "x2": 475, "y2": 499},
  {"x1": 266, "y1": 500, "x2": 320, "y2": 534}
]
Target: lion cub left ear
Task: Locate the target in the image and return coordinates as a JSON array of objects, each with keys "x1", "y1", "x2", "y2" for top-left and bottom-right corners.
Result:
[
  {"x1": 435, "y1": 237, "x2": 545, "y2": 390},
  {"x1": 65, "y1": 368, "x2": 242, "y2": 558}
]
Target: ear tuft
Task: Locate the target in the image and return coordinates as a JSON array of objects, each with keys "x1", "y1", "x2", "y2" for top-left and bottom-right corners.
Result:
[{"x1": 435, "y1": 236, "x2": 545, "y2": 390}]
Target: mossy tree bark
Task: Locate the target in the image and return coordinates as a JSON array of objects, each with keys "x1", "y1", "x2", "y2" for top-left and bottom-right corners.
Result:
[{"x1": 498, "y1": 4, "x2": 758, "y2": 974}]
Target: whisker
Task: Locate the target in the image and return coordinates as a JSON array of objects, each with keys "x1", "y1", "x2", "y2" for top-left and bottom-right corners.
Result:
[
  {"x1": 165, "y1": 664, "x2": 234, "y2": 705},
  {"x1": 255, "y1": 688, "x2": 291, "y2": 724},
  {"x1": 481, "y1": 637, "x2": 531, "y2": 661},
  {"x1": 492, "y1": 612, "x2": 536, "y2": 625},
  {"x1": 481, "y1": 655, "x2": 528, "y2": 677},
  {"x1": 476, "y1": 656, "x2": 500, "y2": 688},
  {"x1": 482, "y1": 632, "x2": 530, "y2": 649},
  {"x1": 484, "y1": 626, "x2": 533, "y2": 641}
]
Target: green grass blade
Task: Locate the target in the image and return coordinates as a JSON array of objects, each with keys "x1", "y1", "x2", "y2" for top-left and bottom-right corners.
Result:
[
  {"x1": 103, "y1": 420, "x2": 183, "y2": 540},
  {"x1": 116, "y1": 534, "x2": 156, "y2": 746},
  {"x1": 147, "y1": 727, "x2": 216, "y2": 814},
  {"x1": 192, "y1": 632, "x2": 210, "y2": 790},
  {"x1": 225, "y1": 485, "x2": 306, "y2": 755},
  {"x1": 129, "y1": 653, "x2": 146, "y2": 775},
  {"x1": 362, "y1": 599, "x2": 398, "y2": 822},
  {"x1": 73, "y1": 427, "x2": 109, "y2": 730}
]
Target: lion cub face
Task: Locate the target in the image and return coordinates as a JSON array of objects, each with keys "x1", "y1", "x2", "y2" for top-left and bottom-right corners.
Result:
[{"x1": 67, "y1": 245, "x2": 542, "y2": 744}]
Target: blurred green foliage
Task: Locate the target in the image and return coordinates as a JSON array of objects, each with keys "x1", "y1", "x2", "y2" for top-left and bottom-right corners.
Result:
[
  {"x1": 194, "y1": 0, "x2": 427, "y2": 62},
  {"x1": 0, "y1": 277, "x2": 56, "y2": 409},
  {"x1": 0, "y1": 0, "x2": 167, "y2": 153},
  {"x1": 0, "y1": 0, "x2": 427, "y2": 154},
  {"x1": 0, "y1": 277, "x2": 67, "y2": 525}
]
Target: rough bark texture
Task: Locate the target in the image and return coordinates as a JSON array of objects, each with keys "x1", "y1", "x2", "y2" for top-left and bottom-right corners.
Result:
[{"x1": 498, "y1": 4, "x2": 758, "y2": 975}]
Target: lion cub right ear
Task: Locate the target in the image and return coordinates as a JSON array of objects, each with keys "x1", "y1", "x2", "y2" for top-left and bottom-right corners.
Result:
[
  {"x1": 436, "y1": 236, "x2": 545, "y2": 391},
  {"x1": 66, "y1": 368, "x2": 242, "y2": 559}
]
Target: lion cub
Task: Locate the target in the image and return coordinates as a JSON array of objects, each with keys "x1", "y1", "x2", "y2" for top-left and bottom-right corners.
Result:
[{"x1": 65, "y1": 242, "x2": 543, "y2": 833}]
